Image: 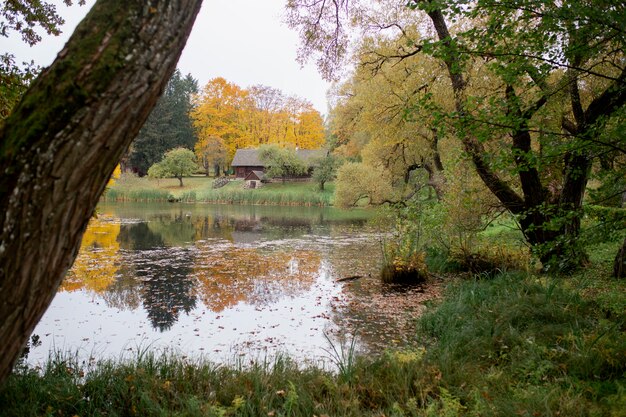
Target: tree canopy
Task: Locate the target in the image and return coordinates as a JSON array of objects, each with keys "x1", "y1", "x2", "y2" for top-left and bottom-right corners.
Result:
[
  {"x1": 126, "y1": 69, "x2": 199, "y2": 175},
  {"x1": 287, "y1": 0, "x2": 626, "y2": 270},
  {"x1": 258, "y1": 144, "x2": 307, "y2": 182},
  {"x1": 192, "y1": 77, "x2": 325, "y2": 162},
  {"x1": 0, "y1": 1, "x2": 86, "y2": 119},
  {"x1": 148, "y1": 148, "x2": 198, "y2": 187}
]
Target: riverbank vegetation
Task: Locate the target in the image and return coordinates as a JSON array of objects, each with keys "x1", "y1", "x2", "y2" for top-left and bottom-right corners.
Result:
[
  {"x1": 2, "y1": 246, "x2": 624, "y2": 416},
  {"x1": 103, "y1": 174, "x2": 335, "y2": 206}
]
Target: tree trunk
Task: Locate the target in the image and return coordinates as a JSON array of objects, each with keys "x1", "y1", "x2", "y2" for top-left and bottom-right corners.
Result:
[
  {"x1": 178, "y1": 176, "x2": 184, "y2": 187},
  {"x1": 0, "y1": 0, "x2": 202, "y2": 385},
  {"x1": 425, "y1": 5, "x2": 595, "y2": 272}
]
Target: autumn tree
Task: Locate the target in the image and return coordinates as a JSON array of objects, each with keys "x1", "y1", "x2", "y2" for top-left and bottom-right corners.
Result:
[
  {"x1": 329, "y1": 42, "x2": 449, "y2": 201},
  {"x1": 287, "y1": 0, "x2": 626, "y2": 270},
  {"x1": 334, "y1": 162, "x2": 394, "y2": 208},
  {"x1": 0, "y1": 0, "x2": 202, "y2": 384},
  {"x1": 192, "y1": 77, "x2": 253, "y2": 159},
  {"x1": 195, "y1": 135, "x2": 228, "y2": 176},
  {"x1": 192, "y1": 78, "x2": 325, "y2": 161},
  {"x1": 127, "y1": 69, "x2": 199, "y2": 175},
  {"x1": 148, "y1": 148, "x2": 198, "y2": 187}
]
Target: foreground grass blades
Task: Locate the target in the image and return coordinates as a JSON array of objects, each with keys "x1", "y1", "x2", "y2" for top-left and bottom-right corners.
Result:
[{"x1": 2, "y1": 270, "x2": 624, "y2": 416}]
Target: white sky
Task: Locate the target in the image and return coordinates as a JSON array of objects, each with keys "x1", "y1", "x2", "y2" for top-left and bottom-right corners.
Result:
[{"x1": 0, "y1": 0, "x2": 331, "y2": 114}]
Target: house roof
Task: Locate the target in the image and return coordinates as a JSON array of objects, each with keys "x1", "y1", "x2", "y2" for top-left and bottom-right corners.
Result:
[
  {"x1": 231, "y1": 149, "x2": 263, "y2": 167},
  {"x1": 231, "y1": 148, "x2": 327, "y2": 167},
  {"x1": 245, "y1": 170, "x2": 265, "y2": 181}
]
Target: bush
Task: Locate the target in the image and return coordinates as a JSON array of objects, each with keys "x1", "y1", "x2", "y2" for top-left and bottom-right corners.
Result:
[
  {"x1": 449, "y1": 245, "x2": 530, "y2": 276},
  {"x1": 381, "y1": 251, "x2": 428, "y2": 283}
]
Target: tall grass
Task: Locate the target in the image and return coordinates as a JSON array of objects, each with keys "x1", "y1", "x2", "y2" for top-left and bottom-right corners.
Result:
[
  {"x1": 103, "y1": 175, "x2": 335, "y2": 206},
  {"x1": 194, "y1": 182, "x2": 334, "y2": 206},
  {"x1": 103, "y1": 188, "x2": 173, "y2": 202}
]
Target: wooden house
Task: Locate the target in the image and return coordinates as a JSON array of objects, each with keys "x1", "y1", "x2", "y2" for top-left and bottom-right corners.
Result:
[
  {"x1": 231, "y1": 148, "x2": 326, "y2": 179},
  {"x1": 244, "y1": 170, "x2": 265, "y2": 188}
]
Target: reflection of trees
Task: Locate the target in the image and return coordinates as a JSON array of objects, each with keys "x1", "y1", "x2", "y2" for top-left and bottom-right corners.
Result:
[
  {"x1": 146, "y1": 210, "x2": 196, "y2": 247},
  {"x1": 192, "y1": 215, "x2": 234, "y2": 242},
  {"x1": 117, "y1": 223, "x2": 197, "y2": 332},
  {"x1": 61, "y1": 217, "x2": 121, "y2": 293},
  {"x1": 100, "y1": 273, "x2": 142, "y2": 310},
  {"x1": 193, "y1": 245, "x2": 322, "y2": 312}
]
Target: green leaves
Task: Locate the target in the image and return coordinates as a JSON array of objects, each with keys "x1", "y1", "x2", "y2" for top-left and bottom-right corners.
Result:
[
  {"x1": 129, "y1": 70, "x2": 198, "y2": 176},
  {"x1": 148, "y1": 148, "x2": 198, "y2": 187},
  {"x1": 258, "y1": 145, "x2": 307, "y2": 180}
]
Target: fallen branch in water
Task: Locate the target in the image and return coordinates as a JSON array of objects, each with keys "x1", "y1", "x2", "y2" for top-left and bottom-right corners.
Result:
[{"x1": 335, "y1": 275, "x2": 364, "y2": 283}]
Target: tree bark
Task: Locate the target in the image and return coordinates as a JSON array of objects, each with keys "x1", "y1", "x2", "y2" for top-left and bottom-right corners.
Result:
[{"x1": 0, "y1": 0, "x2": 202, "y2": 385}]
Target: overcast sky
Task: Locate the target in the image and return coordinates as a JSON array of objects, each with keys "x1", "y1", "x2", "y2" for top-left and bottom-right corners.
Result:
[{"x1": 0, "y1": 0, "x2": 331, "y2": 114}]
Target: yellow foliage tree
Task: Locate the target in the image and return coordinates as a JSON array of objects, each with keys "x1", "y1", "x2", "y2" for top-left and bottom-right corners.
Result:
[
  {"x1": 106, "y1": 164, "x2": 122, "y2": 187},
  {"x1": 192, "y1": 78, "x2": 325, "y2": 166}
]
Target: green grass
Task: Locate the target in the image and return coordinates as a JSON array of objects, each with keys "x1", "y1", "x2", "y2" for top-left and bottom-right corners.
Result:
[
  {"x1": 103, "y1": 175, "x2": 335, "y2": 206},
  {"x1": 195, "y1": 181, "x2": 335, "y2": 206}
]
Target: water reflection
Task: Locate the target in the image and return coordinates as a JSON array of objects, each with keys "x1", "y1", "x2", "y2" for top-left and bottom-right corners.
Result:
[
  {"x1": 32, "y1": 203, "x2": 431, "y2": 365},
  {"x1": 119, "y1": 223, "x2": 197, "y2": 331}
]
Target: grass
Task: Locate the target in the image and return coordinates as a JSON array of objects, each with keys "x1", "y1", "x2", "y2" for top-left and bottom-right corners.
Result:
[
  {"x1": 3, "y1": 242, "x2": 624, "y2": 416},
  {"x1": 194, "y1": 181, "x2": 335, "y2": 206},
  {"x1": 103, "y1": 175, "x2": 335, "y2": 206}
]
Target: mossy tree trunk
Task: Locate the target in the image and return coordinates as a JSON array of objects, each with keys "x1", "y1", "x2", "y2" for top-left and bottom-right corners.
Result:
[{"x1": 0, "y1": 0, "x2": 202, "y2": 385}]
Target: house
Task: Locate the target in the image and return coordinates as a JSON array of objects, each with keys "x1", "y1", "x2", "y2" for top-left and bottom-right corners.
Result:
[
  {"x1": 231, "y1": 148, "x2": 326, "y2": 179},
  {"x1": 244, "y1": 170, "x2": 265, "y2": 188}
]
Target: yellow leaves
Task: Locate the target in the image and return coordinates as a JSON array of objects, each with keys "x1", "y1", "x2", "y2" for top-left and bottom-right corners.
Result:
[
  {"x1": 192, "y1": 77, "x2": 325, "y2": 164},
  {"x1": 61, "y1": 216, "x2": 121, "y2": 293},
  {"x1": 106, "y1": 164, "x2": 122, "y2": 187},
  {"x1": 231, "y1": 395, "x2": 246, "y2": 410}
]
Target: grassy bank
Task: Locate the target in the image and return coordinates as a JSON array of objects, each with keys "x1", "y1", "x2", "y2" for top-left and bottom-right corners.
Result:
[
  {"x1": 2, "y1": 255, "x2": 624, "y2": 416},
  {"x1": 103, "y1": 175, "x2": 335, "y2": 206}
]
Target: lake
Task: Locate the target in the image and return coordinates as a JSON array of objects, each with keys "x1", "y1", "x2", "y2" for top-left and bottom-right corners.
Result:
[{"x1": 28, "y1": 203, "x2": 440, "y2": 366}]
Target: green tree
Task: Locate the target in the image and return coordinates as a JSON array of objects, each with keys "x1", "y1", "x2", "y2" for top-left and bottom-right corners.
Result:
[
  {"x1": 127, "y1": 69, "x2": 199, "y2": 175},
  {"x1": 0, "y1": 1, "x2": 86, "y2": 119},
  {"x1": 334, "y1": 162, "x2": 394, "y2": 208},
  {"x1": 258, "y1": 144, "x2": 307, "y2": 183},
  {"x1": 312, "y1": 153, "x2": 340, "y2": 190},
  {"x1": 0, "y1": 0, "x2": 202, "y2": 384},
  {"x1": 148, "y1": 148, "x2": 198, "y2": 187}
]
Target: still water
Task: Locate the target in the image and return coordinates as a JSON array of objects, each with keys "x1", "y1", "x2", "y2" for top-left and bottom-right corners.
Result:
[{"x1": 30, "y1": 203, "x2": 437, "y2": 366}]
